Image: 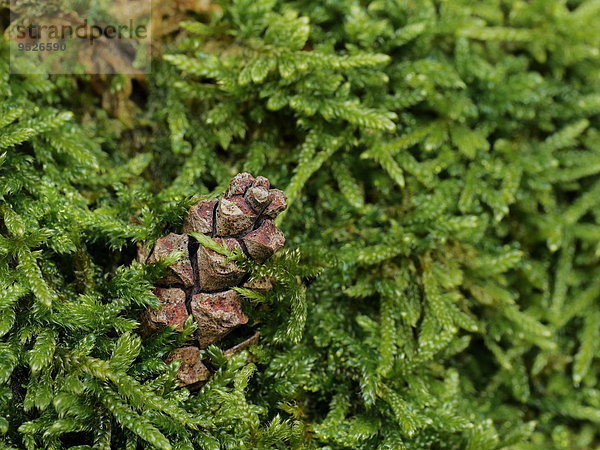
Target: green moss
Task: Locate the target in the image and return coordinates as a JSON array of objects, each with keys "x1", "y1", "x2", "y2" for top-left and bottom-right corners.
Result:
[{"x1": 1, "y1": 0, "x2": 600, "y2": 448}]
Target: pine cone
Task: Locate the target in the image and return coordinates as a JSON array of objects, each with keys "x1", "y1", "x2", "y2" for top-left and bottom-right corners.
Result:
[{"x1": 141, "y1": 173, "x2": 287, "y2": 388}]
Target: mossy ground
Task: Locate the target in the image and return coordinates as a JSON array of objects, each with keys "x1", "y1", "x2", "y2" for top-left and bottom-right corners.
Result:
[{"x1": 1, "y1": 0, "x2": 600, "y2": 448}]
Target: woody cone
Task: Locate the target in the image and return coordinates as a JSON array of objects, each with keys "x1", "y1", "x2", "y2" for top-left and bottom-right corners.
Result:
[{"x1": 140, "y1": 173, "x2": 287, "y2": 388}]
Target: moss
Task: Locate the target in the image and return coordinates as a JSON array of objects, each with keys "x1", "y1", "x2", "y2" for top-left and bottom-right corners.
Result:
[{"x1": 1, "y1": 0, "x2": 600, "y2": 448}]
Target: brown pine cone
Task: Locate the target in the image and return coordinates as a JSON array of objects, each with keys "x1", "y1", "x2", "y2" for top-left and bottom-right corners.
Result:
[{"x1": 141, "y1": 173, "x2": 287, "y2": 388}]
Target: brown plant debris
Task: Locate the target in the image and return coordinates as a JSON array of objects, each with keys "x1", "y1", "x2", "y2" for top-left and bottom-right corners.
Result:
[{"x1": 141, "y1": 173, "x2": 287, "y2": 386}]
